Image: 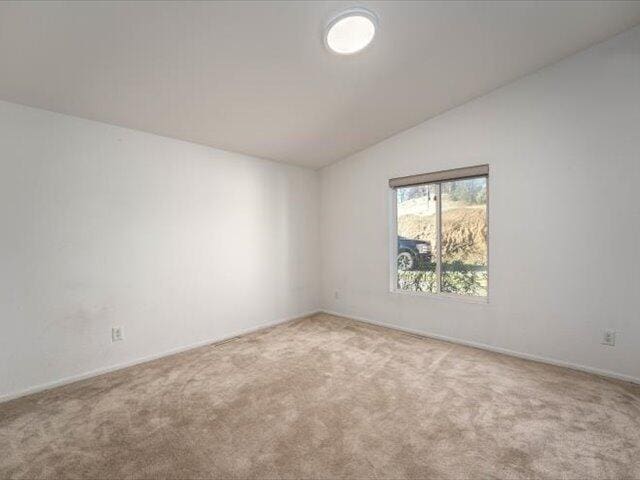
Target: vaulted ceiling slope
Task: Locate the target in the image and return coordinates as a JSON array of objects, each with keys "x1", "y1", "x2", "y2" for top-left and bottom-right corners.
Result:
[{"x1": 1, "y1": 1, "x2": 639, "y2": 168}]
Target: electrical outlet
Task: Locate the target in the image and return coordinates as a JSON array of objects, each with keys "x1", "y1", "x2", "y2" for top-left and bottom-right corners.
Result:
[
  {"x1": 111, "y1": 326, "x2": 123, "y2": 342},
  {"x1": 601, "y1": 330, "x2": 616, "y2": 347}
]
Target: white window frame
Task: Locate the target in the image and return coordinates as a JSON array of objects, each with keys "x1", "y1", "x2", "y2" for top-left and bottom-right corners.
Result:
[{"x1": 389, "y1": 170, "x2": 489, "y2": 304}]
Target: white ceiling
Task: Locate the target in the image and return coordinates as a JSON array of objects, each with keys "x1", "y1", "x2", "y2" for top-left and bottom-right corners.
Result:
[{"x1": 1, "y1": 1, "x2": 639, "y2": 168}]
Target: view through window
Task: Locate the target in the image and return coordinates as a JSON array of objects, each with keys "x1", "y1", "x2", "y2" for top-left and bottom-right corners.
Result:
[{"x1": 394, "y1": 174, "x2": 488, "y2": 297}]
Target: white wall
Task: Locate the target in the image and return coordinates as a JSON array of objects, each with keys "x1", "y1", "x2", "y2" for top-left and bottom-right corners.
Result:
[
  {"x1": 320, "y1": 26, "x2": 640, "y2": 382},
  {"x1": 0, "y1": 101, "x2": 320, "y2": 400}
]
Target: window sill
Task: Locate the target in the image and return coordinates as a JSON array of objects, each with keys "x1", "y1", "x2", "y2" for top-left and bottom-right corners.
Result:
[{"x1": 390, "y1": 289, "x2": 489, "y2": 305}]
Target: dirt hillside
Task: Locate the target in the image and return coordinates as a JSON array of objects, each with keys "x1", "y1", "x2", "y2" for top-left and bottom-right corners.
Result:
[{"x1": 398, "y1": 207, "x2": 487, "y2": 264}]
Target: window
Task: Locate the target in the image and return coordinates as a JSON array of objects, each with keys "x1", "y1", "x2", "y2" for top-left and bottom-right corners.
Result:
[{"x1": 390, "y1": 165, "x2": 488, "y2": 299}]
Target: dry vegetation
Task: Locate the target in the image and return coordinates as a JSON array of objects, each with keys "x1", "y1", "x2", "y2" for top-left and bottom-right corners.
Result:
[{"x1": 398, "y1": 206, "x2": 487, "y2": 265}]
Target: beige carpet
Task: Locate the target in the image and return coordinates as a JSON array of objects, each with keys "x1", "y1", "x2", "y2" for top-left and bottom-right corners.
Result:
[{"x1": 1, "y1": 313, "x2": 639, "y2": 479}]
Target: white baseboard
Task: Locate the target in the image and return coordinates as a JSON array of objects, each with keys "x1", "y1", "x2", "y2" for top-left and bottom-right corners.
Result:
[
  {"x1": 320, "y1": 309, "x2": 640, "y2": 385},
  {"x1": 4, "y1": 308, "x2": 635, "y2": 404},
  {"x1": 0, "y1": 310, "x2": 321, "y2": 404}
]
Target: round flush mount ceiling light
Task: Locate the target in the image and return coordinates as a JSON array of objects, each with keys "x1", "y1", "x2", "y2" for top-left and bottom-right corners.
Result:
[{"x1": 324, "y1": 8, "x2": 378, "y2": 55}]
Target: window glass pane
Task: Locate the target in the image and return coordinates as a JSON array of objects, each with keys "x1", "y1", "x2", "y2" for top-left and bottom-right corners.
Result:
[
  {"x1": 440, "y1": 177, "x2": 488, "y2": 296},
  {"x1": 396, "y1": 184, "x2": 438, "y2": 293}
]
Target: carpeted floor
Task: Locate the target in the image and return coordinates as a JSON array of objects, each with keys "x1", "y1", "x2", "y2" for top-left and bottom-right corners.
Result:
[{"x1": 1, "y1": 313, "x2": 639, "y2": 479}]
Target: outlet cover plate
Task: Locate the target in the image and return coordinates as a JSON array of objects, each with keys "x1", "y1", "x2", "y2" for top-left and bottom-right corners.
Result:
[
  {"x1": 601, "y1": 330, "x2": 616, "y2": 347},
  {"x1": 111, "y1": 326, "x2": 123, "y2": 342}
]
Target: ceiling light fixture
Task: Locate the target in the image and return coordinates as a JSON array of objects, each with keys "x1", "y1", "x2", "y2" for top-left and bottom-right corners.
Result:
[{"x1": 324, "y1": 8, "x2": 378, "y2": 55}]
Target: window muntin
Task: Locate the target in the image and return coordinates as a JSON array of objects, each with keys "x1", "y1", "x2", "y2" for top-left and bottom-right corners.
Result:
[{"x1": 394, "y1": 174, "x2": 488, "y2": 298}]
